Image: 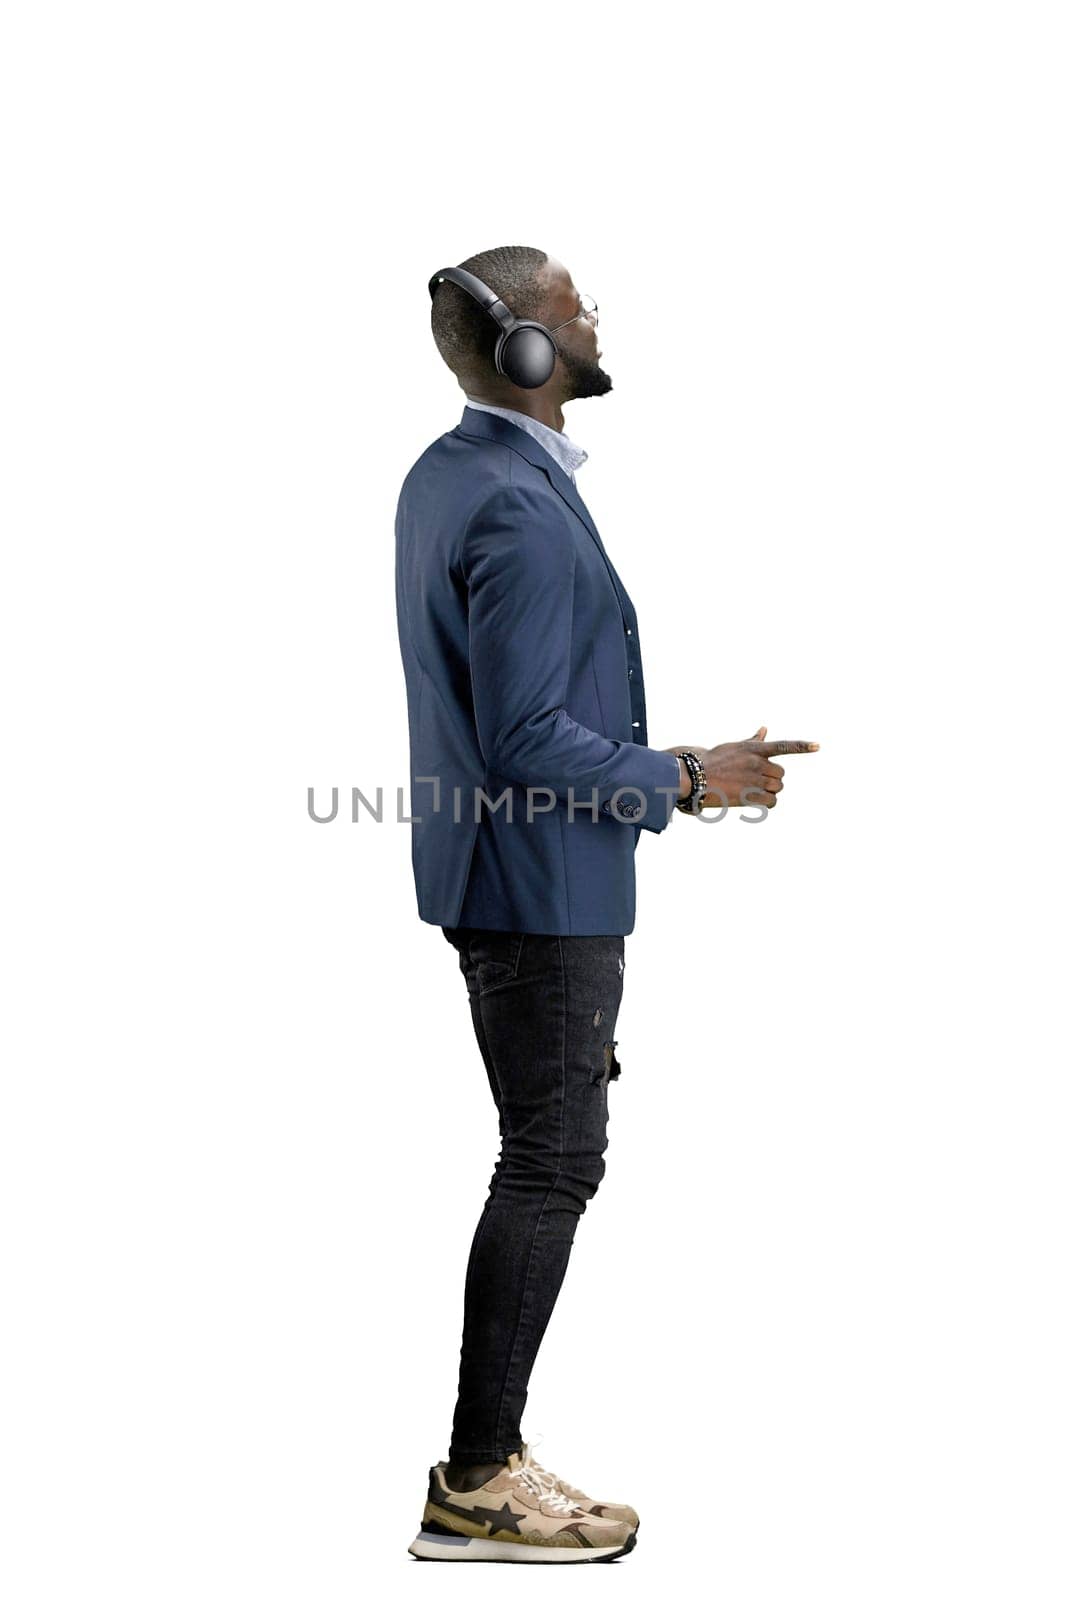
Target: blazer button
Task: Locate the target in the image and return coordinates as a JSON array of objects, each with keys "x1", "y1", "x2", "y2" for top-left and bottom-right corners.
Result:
[
  {"x1": 628, "y1": 667, "x2": 633, "y2": 677},
  {"x1": 632, "y1": 720, "x2": 640, "y2": 728},
  {"x1": 626, "y1": 627, "x2": 633, "y2": 636}
]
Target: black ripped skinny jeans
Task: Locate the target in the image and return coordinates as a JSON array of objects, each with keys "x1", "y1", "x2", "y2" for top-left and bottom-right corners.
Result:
[{"x1": 440, "y1": 926, "x2": 625, "y2": 1465}]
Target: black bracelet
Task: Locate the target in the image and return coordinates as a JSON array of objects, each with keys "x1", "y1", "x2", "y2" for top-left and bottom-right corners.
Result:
[{"x1": 675, "y1": 750, "x2": 706, "y2": 815}]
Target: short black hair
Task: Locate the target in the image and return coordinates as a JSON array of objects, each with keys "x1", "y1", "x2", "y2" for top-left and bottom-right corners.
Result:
[{"x1": 430, "y1": 245, "x2": 550, "y2": 378}]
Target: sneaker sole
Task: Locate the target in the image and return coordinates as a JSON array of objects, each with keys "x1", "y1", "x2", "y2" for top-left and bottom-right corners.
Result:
[{"x1": 408, "y1": 1526, "x2": 637, "y2": 1563}]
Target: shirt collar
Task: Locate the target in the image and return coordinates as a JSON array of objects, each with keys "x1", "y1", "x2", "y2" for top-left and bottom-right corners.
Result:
[{"x1": 462, "y1": 397, "x2": 588, "y2": 481}]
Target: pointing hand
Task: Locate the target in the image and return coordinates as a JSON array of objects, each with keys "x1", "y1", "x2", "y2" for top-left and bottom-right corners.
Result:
[{"x1": 668, "y1": 727, "x2": 819, "y2": 810}]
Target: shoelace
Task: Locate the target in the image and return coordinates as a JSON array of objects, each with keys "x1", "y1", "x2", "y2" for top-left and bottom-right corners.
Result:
[
  {"x1": 509, "y1": 1439, "x2": 583, "y2": 1515},
  {"x1": 524, "y1": 1433, "x2": 578, "y2": 1497}
]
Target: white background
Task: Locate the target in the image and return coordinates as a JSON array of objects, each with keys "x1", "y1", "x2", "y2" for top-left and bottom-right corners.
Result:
[{"x1": 3, "y1": 3, "x2": 1064, "y2": 1595}]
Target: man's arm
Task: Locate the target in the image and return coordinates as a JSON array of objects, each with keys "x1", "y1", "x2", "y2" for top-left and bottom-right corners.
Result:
[{"x1": 462, "y1": 483, "x2": 682, "y2": 831}]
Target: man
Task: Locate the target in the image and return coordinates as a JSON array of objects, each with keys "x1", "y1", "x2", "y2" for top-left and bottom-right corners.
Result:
[{"x1": 394, "y1": 245, "x2": 817, "y2": 1564}]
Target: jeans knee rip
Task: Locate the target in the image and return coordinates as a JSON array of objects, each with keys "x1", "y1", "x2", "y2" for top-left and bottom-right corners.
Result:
[{"x1": 591, "y1": 1039, "x2": 621, "y2": 1086}]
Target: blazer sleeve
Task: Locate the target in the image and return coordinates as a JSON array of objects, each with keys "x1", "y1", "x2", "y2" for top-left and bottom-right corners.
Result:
[{"x1": 461, "y1": 483, "x2": 680, "y2": 833}]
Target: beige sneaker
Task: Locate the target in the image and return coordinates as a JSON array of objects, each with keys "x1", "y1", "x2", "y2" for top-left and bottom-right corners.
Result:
[
  {"x1": 521, "y1": 1438, "x2": 640, "y2": 1530},
  {"x1": 407, "y1": 1449, "x2": 636, "y2": 1563}
]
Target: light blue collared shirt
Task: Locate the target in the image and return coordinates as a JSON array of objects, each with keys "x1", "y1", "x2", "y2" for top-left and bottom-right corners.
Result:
[{"x1": 462, "y1": 397, "x2": 588, "y2": 483}]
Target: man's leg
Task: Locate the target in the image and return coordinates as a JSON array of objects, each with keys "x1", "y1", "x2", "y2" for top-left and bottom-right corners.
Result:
[{"x1": 440, "y1": 926, "x2": 626, "y2": 1476}]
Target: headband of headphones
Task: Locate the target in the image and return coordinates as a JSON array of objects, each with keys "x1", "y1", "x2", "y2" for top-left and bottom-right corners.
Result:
[{"x1": 428, "y1": 266, "x2": 558, "y2": 390}]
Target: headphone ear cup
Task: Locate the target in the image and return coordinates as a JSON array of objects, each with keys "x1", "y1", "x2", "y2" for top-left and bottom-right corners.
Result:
[{"x1": 496, "y1": 324, "x2": 557, "y2": 389}]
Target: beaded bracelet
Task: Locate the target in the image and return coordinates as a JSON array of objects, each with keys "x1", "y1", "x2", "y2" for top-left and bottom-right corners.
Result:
[{"x1": 675, "y1": 749, "x2": 707, "y2": 815}]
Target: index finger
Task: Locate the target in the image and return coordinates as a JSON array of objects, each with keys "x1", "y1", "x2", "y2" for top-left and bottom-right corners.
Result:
[{"x1": 744, "y1": 740, "x2": 820, "y2": 756}]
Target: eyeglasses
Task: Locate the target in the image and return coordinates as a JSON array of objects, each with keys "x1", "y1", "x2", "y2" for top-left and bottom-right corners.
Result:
[{"x1": 548, "y1": 292, "x2": 598, "y2": 335}]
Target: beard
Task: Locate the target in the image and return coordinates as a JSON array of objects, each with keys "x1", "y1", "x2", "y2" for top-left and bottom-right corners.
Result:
[{"x1": 557, "y1": 344, "x2": 613, "y2": 399}]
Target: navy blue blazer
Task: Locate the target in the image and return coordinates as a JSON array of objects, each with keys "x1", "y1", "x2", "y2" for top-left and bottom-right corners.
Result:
[{"x1": 394, "y1": 406, "x2": 680, "y2": 934}]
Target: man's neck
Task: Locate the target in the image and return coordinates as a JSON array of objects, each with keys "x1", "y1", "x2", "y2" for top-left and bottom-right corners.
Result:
[{"x1": 464, "y1": 389, "x2": 565, "y2": 433}]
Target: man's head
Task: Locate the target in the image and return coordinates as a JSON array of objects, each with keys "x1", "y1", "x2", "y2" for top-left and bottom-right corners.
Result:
[{"x1": 430, "y1": 245, "x2": 611, "y2": 407}]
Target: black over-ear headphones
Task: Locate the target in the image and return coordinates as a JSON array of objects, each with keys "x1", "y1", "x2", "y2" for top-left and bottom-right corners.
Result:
[{"x1": 428, "y1": 267, "x2": 558, "y2": 390}]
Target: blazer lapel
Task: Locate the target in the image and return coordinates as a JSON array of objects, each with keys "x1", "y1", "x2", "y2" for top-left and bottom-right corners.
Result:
[
  {"x1": 455, "y1": 406, "x2": 610, "y2": 557},
  {"x1": 542, "y1": 465, "x2": 608, "y2": 557},
  {"x1": 453, "y1": 407, "x2": 637, "y2": 704}
]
